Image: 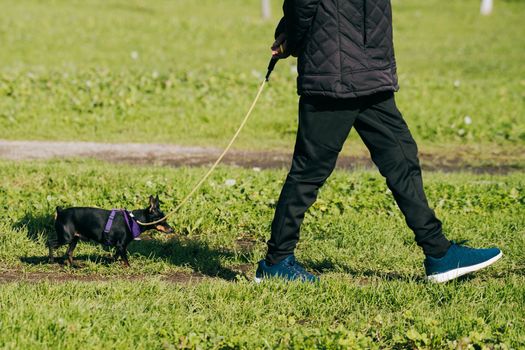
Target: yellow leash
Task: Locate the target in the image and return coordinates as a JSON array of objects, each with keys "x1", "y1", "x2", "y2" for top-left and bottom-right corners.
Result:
[{"x1": 137, "y1": 77, "x2": 270, "y2": 226}]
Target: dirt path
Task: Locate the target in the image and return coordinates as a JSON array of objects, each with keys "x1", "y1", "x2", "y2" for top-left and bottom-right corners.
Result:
[
  {"x1": 0, "y1": 269, "x2": 208, "y2": 284},
  {"x1": 0, "y1": 140, "x2": 521, "y2": 173},
  {"x1": 0, "y1": 262, "x2": 254, "y2": 284}
]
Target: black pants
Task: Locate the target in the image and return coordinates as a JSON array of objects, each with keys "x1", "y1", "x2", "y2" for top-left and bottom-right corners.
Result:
[{"x1": 266, "y1": 92, "x2": 450, "y2": 264}]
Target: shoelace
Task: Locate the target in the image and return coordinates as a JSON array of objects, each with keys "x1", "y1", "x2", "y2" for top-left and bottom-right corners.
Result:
[
  {"x1": 452, "y1": 240, "x2": 473, "y2": 250},
  {"x1": 286, "y1": 258, "x2": 310, "y2": 279}
]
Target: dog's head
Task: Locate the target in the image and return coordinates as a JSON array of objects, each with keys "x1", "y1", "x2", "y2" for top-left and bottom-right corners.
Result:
[{"x1": 145, "y1": 195, "x2": 174, "y2": 234}]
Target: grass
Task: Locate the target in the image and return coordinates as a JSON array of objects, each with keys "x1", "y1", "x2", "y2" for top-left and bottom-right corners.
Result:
[
  {"x1": 1, "y1": 0, "x2": 524, "y2": 348},
  {"x1": 0, "y1": 0, "x2": 524, "y2": 153},
  {"x1": 1, "y1": 159, "x2": 524, "y2": 348}
]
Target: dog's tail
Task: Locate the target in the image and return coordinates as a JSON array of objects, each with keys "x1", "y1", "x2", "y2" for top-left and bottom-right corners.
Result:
[
  {"x1": 48, "y1": 207, "x2": 63, "y2": 252},
  {"x1": 54, "y1": 206, "x2": 63, "y2": 221}
]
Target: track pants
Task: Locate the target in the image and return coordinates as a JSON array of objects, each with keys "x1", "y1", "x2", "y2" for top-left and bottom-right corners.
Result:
[{"x1": 266, "y1": 91, "x2": 451, "y2": 264}]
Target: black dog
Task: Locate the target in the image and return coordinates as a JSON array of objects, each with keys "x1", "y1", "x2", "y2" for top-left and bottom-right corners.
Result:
[{"x1": 48, "y1": 195, "x2": 173, "y2": 267}]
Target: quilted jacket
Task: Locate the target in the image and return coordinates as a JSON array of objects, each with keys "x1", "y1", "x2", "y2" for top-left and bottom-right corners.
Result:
[{"x1": 276, "y1": 0, "x2": 399, "y2": 98}]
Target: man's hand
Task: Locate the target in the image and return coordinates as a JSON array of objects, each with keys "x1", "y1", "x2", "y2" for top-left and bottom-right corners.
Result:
[{"x1": 271, "y1": 33, "x2": 291, "y2": 59}]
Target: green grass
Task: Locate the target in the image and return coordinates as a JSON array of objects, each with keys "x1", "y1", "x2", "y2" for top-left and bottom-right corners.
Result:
[
  {"x1": 1, "y1": 0, "x2": 524, "y2": 348},
  {"x1": 1, "y1": 160, "x2": 524, "y2": 348},
  {"x1": 0, "y1": 0, "x2": 524, "y2": 152}
]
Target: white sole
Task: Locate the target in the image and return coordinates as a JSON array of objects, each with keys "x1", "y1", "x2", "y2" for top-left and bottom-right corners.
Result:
[
  {"x1": 427, "y1": 252, "x2": 503, "y2": 283},
  {"x1": 254, "y1": 276, "x2": 263, "y2": 283}
]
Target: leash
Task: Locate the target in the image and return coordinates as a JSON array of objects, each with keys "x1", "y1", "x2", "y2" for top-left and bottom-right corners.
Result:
[{"x1": 137, "y1": 57, "x2": 279, "y2": 226}]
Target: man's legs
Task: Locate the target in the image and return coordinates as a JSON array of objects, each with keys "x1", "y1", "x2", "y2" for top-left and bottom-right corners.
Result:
[
  {"x1": 261, "y1": 91, "x2": 501, "y2": 283},
  {"x1": 265, "y1": 96, "x2": 358, "y2": 264},
  {"x1": 353, "y1": 92, "x2": 451, "y2": 257}
]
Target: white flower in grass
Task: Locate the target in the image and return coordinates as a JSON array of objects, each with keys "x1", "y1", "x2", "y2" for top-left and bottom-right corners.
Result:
[
  {"x1": 225, "y1": 179, "x2": 236, "y2": 187},
  {"x1": 290, "y1": 65, "x2": 297, "y2": 74},
  {"x1": 252, "y1": 167, "x2": 261, "y2": 172},
  {"x1": 454, "y1": 80, "x2": 461, "y2": 88},
  {"x1": 130, "y1": 51, "x2": 139, "y2": 60},
  {"x1": 464, "y1": 116, "x2": 472, "y2": 125}
]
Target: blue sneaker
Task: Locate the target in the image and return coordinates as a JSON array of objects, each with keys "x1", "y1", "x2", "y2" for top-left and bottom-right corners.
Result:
[
  {"x1": 255, "y1": 255, "x2": 319, "y2": 283},
  {"x1": 425, "y1": 241, "x2": 502, "y2": 283}
]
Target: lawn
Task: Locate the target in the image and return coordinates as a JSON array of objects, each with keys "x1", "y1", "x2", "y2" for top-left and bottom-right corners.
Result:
[
  {"x1": 0, "y1": 160, "x2": 524, "y2": 348},
  {"x1": 0, "y1": 0, "x2": 524, "y2": 154},
  {"x1": 1, "y1": 0, "x2": 524, "y2": 348}
]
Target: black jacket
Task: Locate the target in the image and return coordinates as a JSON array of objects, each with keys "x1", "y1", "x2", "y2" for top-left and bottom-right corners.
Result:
[{"x1": 276, "y1": 0, "x2": 399, "y2": 98}]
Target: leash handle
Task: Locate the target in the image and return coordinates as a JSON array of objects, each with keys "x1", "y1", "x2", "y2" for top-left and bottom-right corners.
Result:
[{"x1": 265, "y1": 57, "x2": 279, "y2": 82}]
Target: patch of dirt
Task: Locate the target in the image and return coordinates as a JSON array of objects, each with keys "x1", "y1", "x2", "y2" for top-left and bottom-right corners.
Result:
[
  {"x1": 1, "y1": 140, "x2": 522, "y2": 173},
  {"x1": 161, "y1": 271, "x2": 208, "y2": 283},
  {"x1": 235, "y1": 237, "x2": 259, "y2": 252},
  {"x1": 230, "y1": 263, "x2": 253, "y2": 276},
  {"x1": 0, "y1": 269, "x2": 208, "y2": 284}
]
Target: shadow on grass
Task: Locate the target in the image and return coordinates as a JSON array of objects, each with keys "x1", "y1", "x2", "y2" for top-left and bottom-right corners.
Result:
[
  {"x1": 127, "y1": 236, "x2": 251, "y2": 280},
  {"x1": 20, "y1": 254, "x2": 115, "y2": 267},
  {"x1": 13, "y1": 212, "x2": 55, "y2": 243},
  {"x1": 15, "y1": 211, "x2": 249, "y2": 280},
  {"x1": 306, "y1": 258, "x2": 426, "y2": 282},
  {"x1": 20, "y1": 238, "x2": 248, "y2": 280},
  {"x1": 306, "y1": 258, "x2": 519, "y2": 282}
]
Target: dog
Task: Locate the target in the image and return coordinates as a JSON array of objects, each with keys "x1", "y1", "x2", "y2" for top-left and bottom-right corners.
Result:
[{"x1": 48, "y1": 195, "x2": 173, "y2": 267}]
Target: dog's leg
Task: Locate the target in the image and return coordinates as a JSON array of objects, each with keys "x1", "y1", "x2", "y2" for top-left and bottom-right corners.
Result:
[
  {"x1": 116, "y1": 246, "x2": 130, "y2": 268},
  {"x1": 65, "y1": 237, "x2": 79, "y2": 266},
  {"x1": 120, "y1": 251, "x2": 130, "y2": 268},
  {"x1": 47, "y1": 240, "x2": 57, "y2": 263},
  {"x1": 47, "y1": 238, "x2": 62, "y2": 264},
  {"x1": 48, "y1": 247, "x2": 54, "y2": 263}
]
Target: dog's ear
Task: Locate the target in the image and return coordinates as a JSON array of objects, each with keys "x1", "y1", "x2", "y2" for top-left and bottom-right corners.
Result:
[
  {"x1": 155, "y1": 195, "x2": 160, "y2": 207},
  {"x1": 148, "y1": 195, "x2": 156, "y2": 212}
]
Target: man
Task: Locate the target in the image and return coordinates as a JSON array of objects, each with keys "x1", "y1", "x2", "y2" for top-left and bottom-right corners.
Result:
[{"x1": 255, "y1": 0, "x2": 502, "y2": 283}]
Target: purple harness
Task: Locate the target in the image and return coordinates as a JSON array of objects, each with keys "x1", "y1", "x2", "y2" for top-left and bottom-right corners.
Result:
[{"x1": 103, "y1": 210, "x2": 143, "y2": 244}]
